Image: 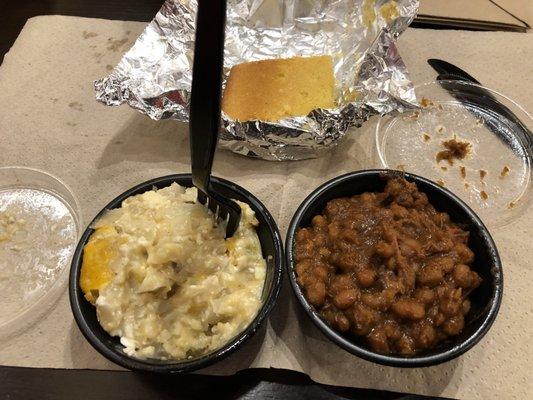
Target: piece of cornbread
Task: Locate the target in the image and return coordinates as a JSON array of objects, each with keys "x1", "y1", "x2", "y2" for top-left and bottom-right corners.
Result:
[{"x1": 222, "y1": 55, "x2": 335, "y2": 122}]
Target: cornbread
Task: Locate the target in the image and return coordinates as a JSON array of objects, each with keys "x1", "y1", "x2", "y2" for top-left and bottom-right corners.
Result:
[
  {"x1": 222, "y1": 56, "x2": 335, "y2": 122},
  {"x1": 80, "y1": 183, "x2": 266, "y2": 360}
]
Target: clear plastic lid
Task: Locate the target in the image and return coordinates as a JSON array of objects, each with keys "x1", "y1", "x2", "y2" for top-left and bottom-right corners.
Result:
[
  {"x1": 376, "y1": 81, "x2": 532, "y2": 228},
  {"x1": 0, "y1": 167, "x2": 81, "y2": 338}
]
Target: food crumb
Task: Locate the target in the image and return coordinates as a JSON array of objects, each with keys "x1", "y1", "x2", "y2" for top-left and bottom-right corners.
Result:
[
  {"x1": 396, "y1": 164, "x2": 406, "y2": 171},
  {"x1": 437, "y1": 104, "x2": 444, "y2": 111},
  {"x1": 460, "y1": 166, "x2": 466, "y2": 179},
  {"x1": 68, "y1": 101, "x2": 84, "y2": 112},
  {"x1": 440, "y1": 166, "x2": 448, "y2": 171},
  {"x1": 436, "y1": 125, "x2": 445, "y2": 134},
  {"x1": 436, "y1": 179, "x2": 445, "y2": 186},
  {"x1": 82, "y1": 31, "x2": 98, "y2": 39},
  {"x1": 480, "y1": 190, "x2": 488, "y2": 200},
  {"x1": 106, "y1": 37, "x2": 129, "y2": 52},
  {"x1": 476, "y1": 117, "x2": 484, "y2": 125},
  {"x1": 436, "y1": 136, "x2": 471, "y2": 165},
  {"x1": 464, "y1": 182, "x2": 470, "y2": 189},
  {"x1": 420, "y1": 97, "x2": 434, "y2": 108},
  {"x1": 479, "y1": 169, "x2": 487, "y2": 180},
  {"x1": 422, "y1": 133, "x2": 431, "y2": 142},
  {"x1": 403, "y1": 110, "x2": 420, "y2": 121},
  {"x1": 508, "y1": 201, "x2": 516, "y2": 208},
  {"x1": 500, "y1": 166, "x2": 510, "y2": 178}
]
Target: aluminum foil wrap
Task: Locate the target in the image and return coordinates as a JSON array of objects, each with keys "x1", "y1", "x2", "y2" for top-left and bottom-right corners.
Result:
[{"x1": 95, "y1": 0, "x2": 419, "y2": 160}]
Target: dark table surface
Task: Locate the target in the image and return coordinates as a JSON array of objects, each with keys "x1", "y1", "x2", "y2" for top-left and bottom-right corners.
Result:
[
  {"x1": 0, "y1": 0, "x2": 165, "y2": 64},
  {"x1": 2, "y1": 0, "x2": 515, "y2": 64}
]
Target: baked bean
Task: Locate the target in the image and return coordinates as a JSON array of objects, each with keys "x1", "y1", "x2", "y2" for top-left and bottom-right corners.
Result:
[
  {"x1": 434, "y1": 312, "x2": 446, "y2": 326},
  {"x1": 359, "y1": 192, "x2": 375, "y2": 205},
  {"x1": 453, "y1": 264, "x2": 479, "y2": 288},
  {"x1": 295, "y1": 178, "x2": 480, "y2": 356},
  {"x1": 376, "y1": 241, "x2": 394, "y2": 258},
  {"x1": 331, "y1": 252, "x2": 358, "y2": 272},
  {"x1": 462, "y1": 299, "x2": 471, "y2": 315},
  {"x1": 417, "y1": 264, "x2": 444, "y2": 287},
  {"x1": 433, "y1": 212, "x2": 450, "y2": 225},
  {"x1": 381, "y1": 287, "x2": 399, "y2": 310},
  {"x1": 416, "y1": 323, "x2": 437, "y2": 349},
  {"x1": 312, "y1": 264, "x2": 329, "y2": 282},
  {"x1": 295, "y1": 240, "x2": 314, "y2": 261},
  {"x1": 361, "y1": 293, "x2": 383, "y2": 310},
  {"x1": 395, "y1": 334, "x2": 415, "y2": 355},
  {"x1": 296, "y1": 228, "x2": 312, "y2": 242},
  {"x1": 439, "y1": 288, "x2": 463, "y2": 317},
  {"x1": 391, "y1": 299, "x2": 425, "y2": 321},
  {"x1": 414, "y1": 288, "x2": 435, "y2": 304},
  {"x1": 356, "y1": 268, "x2": 376, "y2": 288},
  {"x1": 327, "y1": 222, "x2": 342, "y2": 241},
  {"x1": 383, "y1": 320, "x2": 402, "y2": 341},
  {"x1": 311, "y1": 215, "x2": 328, "y2": 230},
  {"x1": 427, "y1": 256, "x2": 455, "y2": 274},
  {"x1": 322, "y1": 309, "x2": 336, "y2": 325},
  {"x1": 386, "y1": 257, "x2": 397, "y2": 270},
  {"x1": 414, "y1": 192, "x2": 429, "y2": 207},
  {"x1": 334, "y1": 314, "x2": 350, "y2": 332},
  {"x1": 399, "y1": 242, "x2": 416, "y2": 257},
  {"x1": 306, "y1": 281, "x2": 326, "y2": 307},
  {"x1": 454, "y1": 243, "x2": 475, "y2": 264},
  {"x1": 382, "y1": 228, "x2": 397, "y2": 243},
  {"x1": 295, "y1": 259, "x2": 311, "y2": 276},
  {"x1": 312, "y1": 233, "x2": 328, "y2": 247},
  {"x1": 398, "y1": 264, "x2": 416, "y2": 292},
  {"x1": 318, "y1": 246, "x2": 331, "y2": 259},
  {"x1": 390, "y1": 203, "x2": 409, "y2": 219},
  {"x1": 350, "y1": 304, "x2": 378, "y2": 335},
  {"x1": 367, "y1": 327, "x2": 390, "y2": 354},
  {"x1": 329, "y1": 274, "x2": 353, "y2": 294},
  {"x1": 442, "y1": 315, "x2": 464, "y2": 336},
  {"x1": 340, "y1": 229, "x2": 359, "y2": 244},
  {"x1": 403, "y1": 238, "x2": 422, "y2": 254},
  {"x1": 333, "y1": 289, "x2": 359, "y2": 310}
]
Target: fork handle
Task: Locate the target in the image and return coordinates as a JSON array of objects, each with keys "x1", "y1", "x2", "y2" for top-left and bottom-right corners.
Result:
[{"x1": 189, "y1": 0, "x2": 227, "y2": 192}]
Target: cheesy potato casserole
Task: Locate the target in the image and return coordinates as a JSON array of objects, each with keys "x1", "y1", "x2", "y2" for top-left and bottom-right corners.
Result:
[{"x1": 80, "y1": 183, "x2": 266, "y2": 360}]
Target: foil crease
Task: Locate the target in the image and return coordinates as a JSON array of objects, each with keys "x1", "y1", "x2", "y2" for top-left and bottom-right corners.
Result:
[{"x1": 95, "y1": 0, "x2": 419, "y2": 161}]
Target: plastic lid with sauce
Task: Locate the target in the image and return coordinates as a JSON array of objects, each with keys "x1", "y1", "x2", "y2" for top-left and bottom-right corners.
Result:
[
  {"x1": 376, "y1": 80, "x2": 532, "y2": 228},
  {"x1": 0, "y1": 166, "x2": 81, "y2": 338}
]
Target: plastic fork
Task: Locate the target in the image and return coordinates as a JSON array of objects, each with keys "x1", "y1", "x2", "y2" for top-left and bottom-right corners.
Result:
[{"x1": 189, "y1": 0, "x2": 241, "y2": 237}]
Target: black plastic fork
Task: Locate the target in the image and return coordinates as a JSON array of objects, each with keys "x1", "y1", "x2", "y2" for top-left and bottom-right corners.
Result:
[{"x1": 189, "y1": 0, "x2": 241, "y2": 237}]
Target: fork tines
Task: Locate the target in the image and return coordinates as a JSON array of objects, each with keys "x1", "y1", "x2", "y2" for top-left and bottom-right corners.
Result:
[{"x1": 197, "y1": 189, "x2": 241, "y2": 238}]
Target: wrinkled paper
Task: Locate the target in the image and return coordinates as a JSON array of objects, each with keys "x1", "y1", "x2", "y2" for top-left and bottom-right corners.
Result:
[{"x1": 95, "y1": 0, "x2": 418, "y2": 160}]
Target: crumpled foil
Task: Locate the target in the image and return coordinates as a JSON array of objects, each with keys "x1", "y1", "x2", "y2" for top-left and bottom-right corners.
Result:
[{"x1": 95, "y1": 0, "x2": 419, "y2": 161}]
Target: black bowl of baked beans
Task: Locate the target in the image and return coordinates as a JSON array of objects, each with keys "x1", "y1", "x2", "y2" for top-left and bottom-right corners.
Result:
[{"x1": 286, "y1": 170, "x2": 502, "y2": 367}]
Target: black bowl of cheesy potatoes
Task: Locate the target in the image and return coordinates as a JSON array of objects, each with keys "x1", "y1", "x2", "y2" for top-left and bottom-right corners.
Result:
[{"x1": 69, "y1": 174, "x2": 283, "y2": 372}]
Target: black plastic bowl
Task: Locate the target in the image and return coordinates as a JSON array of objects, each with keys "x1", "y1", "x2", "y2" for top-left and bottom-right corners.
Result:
[
  {"x1": 69, "y1": 174, "x2": 283, "y2": 372},
  {"x1": 286, "y1": 170, "x2": 503, "y2": 368}
]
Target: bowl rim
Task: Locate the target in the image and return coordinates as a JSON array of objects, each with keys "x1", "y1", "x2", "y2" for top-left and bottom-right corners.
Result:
[
  {"x1": 69, "y1": 173, "x2": 284, "y2": 372},
  {"x1": 285, "y1": 169, "x2": 503, "y2": 368}
]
